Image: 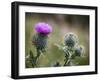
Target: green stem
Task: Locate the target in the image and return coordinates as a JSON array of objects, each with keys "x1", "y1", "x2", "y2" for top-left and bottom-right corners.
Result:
[
  {"x1": 64, "y1": 51, "x2": 72, "y2": 66},
  {"x1": 64, "y1": 54, "x2": 68, "y2": 66},
  {"x1": 64, "y1": 58, "x2": 71, "y2": 66},
  {"x1": 34, "y1": 49, "x2": 41, "y2": 67}
]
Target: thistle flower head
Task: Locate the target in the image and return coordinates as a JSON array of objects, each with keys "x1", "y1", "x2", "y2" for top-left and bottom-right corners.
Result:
[
  {"x1": 75, "y1": 45, "x2": 84, "y2": 57},
  {"x1": 35, "y1": 22, "x2": 52, "y2": 35},
  {"x1": 64, "y1": 33, "x2": 78, "y2": 48}
]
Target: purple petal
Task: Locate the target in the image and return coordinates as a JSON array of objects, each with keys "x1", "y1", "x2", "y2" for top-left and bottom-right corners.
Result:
[{"x1": 35, "y1": 22, "x2": 52, "y2": 35}]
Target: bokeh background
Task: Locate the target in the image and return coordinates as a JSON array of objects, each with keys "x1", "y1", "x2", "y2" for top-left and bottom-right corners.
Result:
[{"x1": 25, "y1": 12, "x2": 89, "y2": 68}]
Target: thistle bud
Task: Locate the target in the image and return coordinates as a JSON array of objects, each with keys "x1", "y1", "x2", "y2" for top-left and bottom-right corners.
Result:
[
  {"x1": 75, "y1": 45, "x2": 84, "y2": 57},
  {"x1": 64, "y1": 33, "x2": 78, "y2": 48}
]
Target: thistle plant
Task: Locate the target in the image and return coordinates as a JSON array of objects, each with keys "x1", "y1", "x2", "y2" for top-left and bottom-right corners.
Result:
[
  {"x1": 28, "y1": 22, "x2": 52, "y2": 67},
  {"x1": 55, "y1": 33, "x2": 84, "y2": 66}
]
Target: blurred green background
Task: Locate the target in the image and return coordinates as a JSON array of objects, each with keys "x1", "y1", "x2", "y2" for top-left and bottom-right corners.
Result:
[{"x1": 25, "y1": 12, "x2": 89, "y2": 68}]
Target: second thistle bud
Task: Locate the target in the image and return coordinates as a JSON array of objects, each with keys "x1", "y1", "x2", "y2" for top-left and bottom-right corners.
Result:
[{"x1": 64, "y1": 33, "x2": 78, "y2": 48}]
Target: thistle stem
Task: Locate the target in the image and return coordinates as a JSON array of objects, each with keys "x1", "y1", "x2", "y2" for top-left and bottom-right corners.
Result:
[
  {"x1": 33, "y1": 49, "x2": 41, "y2": 67},
  {"x1": 64, "y1": 50, "x2": 72, "y2": 66},
  {"x1": 64, "y1": 58, "x2": 71, "y2": 66},
  {"x1": 64, "y1": 59, "x2": 67, "y2": 66},
  {"x1": 36, "y1": 49, "x2": 41, "y2": 59}
]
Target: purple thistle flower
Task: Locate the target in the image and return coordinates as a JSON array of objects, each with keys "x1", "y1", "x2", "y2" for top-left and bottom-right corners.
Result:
[{"x1": 35, "y1": 22, "x2": 52, "y2": 35}]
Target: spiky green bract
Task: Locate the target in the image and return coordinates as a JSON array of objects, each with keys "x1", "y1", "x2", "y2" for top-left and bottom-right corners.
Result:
[{"x1": 32, "y1": 33, "x2": 48, "y2": 53}]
